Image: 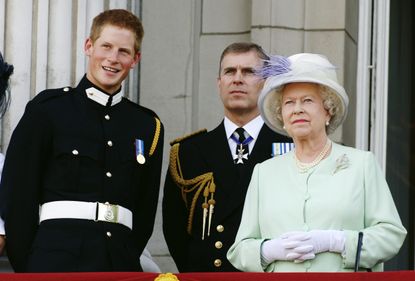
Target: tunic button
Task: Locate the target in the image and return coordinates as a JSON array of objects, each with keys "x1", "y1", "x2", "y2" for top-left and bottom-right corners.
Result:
[
  {"x1": 106, "y1": 232, "x2": 112, "y2": 237},
  {"x1": 107, "y1": 141, "x2": 113, "y2": 147},
  {"x1": 106, "y1": 172, "x2": 112, "y2": 178},
  {"x1": 72, "y1": 150, "x2": 79, "y2": 155},
  {"x1": 216, "y1": 225, "x2": 224, "y2": 233},
  {"x1": 215, "y1": 241, "x2": 223, "y2": 249},
  {"x1": 105, "y1": 115, "x2": 110, "y2": 120},
  {"x1": 213, "y1": 259, "x2": 222, "y2": 267},
  {"x1": 63, "y1": 87, "x2": 70, "y2": 92}
]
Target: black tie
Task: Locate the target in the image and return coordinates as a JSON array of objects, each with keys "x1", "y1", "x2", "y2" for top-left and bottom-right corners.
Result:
[
  {"x1": 106, "y1": 95, "x2": 113, "y2": 107},
  {"x1": 234, "y1": 127, "x2": 249, "y2": 164}
]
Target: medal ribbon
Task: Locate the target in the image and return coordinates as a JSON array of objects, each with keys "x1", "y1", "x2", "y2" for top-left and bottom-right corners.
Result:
[
  {"x1": 135, "y1": 139, "x2": 144, "y2": 158},
  {"x1": 230, "y1": 135, "x2": 254, "y2": 146},
  {"x1": 272, "y1": 142, "x2": 295, "y2": 156}
]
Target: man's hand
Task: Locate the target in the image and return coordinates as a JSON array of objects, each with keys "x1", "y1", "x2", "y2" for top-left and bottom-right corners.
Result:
[{"x1": 0, "y1": 235, "x2": 5, "y2": 255}]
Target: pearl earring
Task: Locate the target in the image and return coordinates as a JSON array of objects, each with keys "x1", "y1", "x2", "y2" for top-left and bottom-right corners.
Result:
[
  {"x1": 326, "y1": 120, "x2": 330, "y2": 126},
  {"x1": 283, "y1": 125, "x2": 286, "y2": 129}
]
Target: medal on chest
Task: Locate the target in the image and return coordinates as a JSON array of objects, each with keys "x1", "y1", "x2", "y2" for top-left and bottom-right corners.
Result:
[{"x1": 135, "y1": 139, "x2": 146, "y2": 164}]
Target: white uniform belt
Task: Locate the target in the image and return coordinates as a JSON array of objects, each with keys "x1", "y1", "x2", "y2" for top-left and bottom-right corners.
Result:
[{"x1": 39, "y1": 201, "x2": 133, "y2": 230}]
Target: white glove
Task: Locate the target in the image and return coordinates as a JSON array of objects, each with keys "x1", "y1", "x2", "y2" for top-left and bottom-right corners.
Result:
[
  {"x1": 308, "y1": 230, "x2": 346, "y2": 254},
  {"x1": 261, "y1": 232, "x2": 315, "y2": 264},
  {"x1": 283, "y1": 230, "x2": 346, "y2": 261}
]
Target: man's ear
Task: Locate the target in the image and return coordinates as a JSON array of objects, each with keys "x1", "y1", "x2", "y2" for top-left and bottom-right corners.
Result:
[
  {"x1": 130, "y1": 52, "x2": 141, "y2": 68},
  {"x1": 84, "y1": 38, "x2": 93, "y2": 56}
]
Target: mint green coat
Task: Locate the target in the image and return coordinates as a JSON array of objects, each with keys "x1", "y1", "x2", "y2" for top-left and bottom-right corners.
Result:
[{"x1": 227, "y1": 142, "x2": 406, "y2": 272}]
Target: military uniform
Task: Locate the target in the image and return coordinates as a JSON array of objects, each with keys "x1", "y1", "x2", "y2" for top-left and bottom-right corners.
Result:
[
  {"x1": 0, "y1": 76, "x2": 164, "y2": 272},
  {"x1": 162, "y1": 121, "x2": 290, "y2": 272}
]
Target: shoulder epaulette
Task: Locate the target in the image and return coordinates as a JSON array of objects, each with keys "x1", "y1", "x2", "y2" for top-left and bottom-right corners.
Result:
[
  {"x1": 124, "y1": 99, "x2": 159, "y2": 118},
  {"x1": 31, "y1": 86, "x2": 73, "y2": 104},
  {"x1": 170, "y1": 129, "x2": 207, "y2": 146}
]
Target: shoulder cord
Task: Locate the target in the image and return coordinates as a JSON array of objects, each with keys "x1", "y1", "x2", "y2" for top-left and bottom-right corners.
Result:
[
  {"x1": 169, "y1": 143, "x2": 216, "y2": 239},
  {"x1": 149, "y1": 117, "x2": 161, "y2": 156}
]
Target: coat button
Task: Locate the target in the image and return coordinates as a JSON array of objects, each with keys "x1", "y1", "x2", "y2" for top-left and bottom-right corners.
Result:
[
  {"x1": 213, "y1": 259, "x2": 222, "y2": 267},
  {"x1": 216, "y1": 225, "x2": 224, "y2": 232},
  {"x1": 72, "y1": 150, "x2": 79, "y2": 155},
  {"x1": 106, "y1": 231, "x2": 112, "y2": 237},
  {"x1": 63, "y1": 87, "x2": 70, "y2": 92},
  {"x1": 107, "y1": 141, "x2": 113, "y2": 147},
  {"x1": 215, "y1": 241, "x2": 223, "y2": 249},
  {"x1": 104, "y1": 115, "x2": 110, "y2": 120},
  {"x1": 106, "y1": 172, "x2": 112, "y2": 178}
]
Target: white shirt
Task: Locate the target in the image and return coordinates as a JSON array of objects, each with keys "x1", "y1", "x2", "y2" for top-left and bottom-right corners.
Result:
[{"x1": 224, "y1": 115, "x2": 264, "y2": 159}]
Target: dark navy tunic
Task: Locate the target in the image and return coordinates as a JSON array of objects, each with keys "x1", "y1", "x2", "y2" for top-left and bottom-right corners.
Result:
[{"x1": 0, "y1": 76, "x2": 164, "y2": 272}]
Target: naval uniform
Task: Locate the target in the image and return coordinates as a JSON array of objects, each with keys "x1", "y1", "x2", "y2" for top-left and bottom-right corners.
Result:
[
  {"x1": 0, "y1": 76, "x2": 164, "y2": 272},
  {"x1": 162, "y1": 117, "x2": 291, "y2": 272}
]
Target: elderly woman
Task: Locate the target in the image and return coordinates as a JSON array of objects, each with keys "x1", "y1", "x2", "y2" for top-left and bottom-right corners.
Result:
[{"x1": 227, "y1": 53, "x2": 406, "y2": 272}]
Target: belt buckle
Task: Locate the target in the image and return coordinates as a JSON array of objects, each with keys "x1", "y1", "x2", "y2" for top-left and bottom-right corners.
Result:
[{"x1": 98, "y1": 202, "x2": 119, "y2": 223}]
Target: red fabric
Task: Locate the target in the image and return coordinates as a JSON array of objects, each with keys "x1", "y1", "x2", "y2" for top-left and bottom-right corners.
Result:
[{"x1": 0, "y1": 271, "x2": 413, "y2": 281}]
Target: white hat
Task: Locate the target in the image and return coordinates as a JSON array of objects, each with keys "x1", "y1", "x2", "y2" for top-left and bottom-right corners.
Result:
[{"x1": 258, "y1": 53, "x2": 349, "y2": 136}]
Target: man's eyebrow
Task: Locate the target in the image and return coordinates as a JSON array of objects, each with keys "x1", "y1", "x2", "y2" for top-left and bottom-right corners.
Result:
[
  {"x1": 119, "y1": 47, "x2": 133, "y2": 54},
  {"x1": 222, "y1": 66, "x2": 255, "y2": 71},
  {"x1": 223, "y1": 66, "x2": 236, "y2": 71}
]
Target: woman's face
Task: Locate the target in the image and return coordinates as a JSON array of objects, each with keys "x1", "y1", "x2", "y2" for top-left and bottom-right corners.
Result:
[{"x1": 281, "y1": 83, "x2": 330, "y2": 140}]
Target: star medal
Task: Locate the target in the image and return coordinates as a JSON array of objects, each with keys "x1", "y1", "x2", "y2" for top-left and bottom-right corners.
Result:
[
  {"x1": 235, "y1": 144, "x2": 248, "y2": 164},
  {"x1": 135, "y1": 139, "x2": 146, "y2": 164}
]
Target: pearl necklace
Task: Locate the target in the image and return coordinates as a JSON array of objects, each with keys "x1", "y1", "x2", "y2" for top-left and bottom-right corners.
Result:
[{"x1": 294, "y1": 139, "x2": 332, "y2": 173}]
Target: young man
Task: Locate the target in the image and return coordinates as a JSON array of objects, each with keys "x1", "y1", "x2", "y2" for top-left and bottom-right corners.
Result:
[
  {"x1": 0, "y1": 9, "x2": 164, "y2": 272},
  {"x1": 163, "y1": 42, "x2": 291, "y2": 272}
]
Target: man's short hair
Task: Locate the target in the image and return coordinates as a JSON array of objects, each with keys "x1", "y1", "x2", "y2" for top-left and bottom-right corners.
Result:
[
  {"x1": 89, "y1": 9, "x2": 144, "y2": 55},
  {"x1": 218, "y1": 42, "x2": 269, "y2": 75}
]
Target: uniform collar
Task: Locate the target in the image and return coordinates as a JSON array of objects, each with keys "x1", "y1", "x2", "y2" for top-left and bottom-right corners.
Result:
[
  {"x1": 85, "y1": 87, "x2": 123, "y2": 107},
  {"x1": 224, "y1": 115, "x2": 264, "y2": 140}
]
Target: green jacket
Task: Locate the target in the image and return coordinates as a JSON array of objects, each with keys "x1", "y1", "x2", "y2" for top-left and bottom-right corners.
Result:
[{"x1": 227, "y1": 142, "x2": 406, "y2": 272}]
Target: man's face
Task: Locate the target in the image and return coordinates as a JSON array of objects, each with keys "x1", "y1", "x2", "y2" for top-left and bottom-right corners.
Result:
[
  {"x1": 84, "y1": 25, "x2": 140, "y2": 94},
  {"x1": 217, "y1": 51, "x2": 264, "y2": 118}
]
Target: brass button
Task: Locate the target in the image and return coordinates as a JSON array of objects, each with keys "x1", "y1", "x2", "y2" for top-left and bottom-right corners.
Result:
[
  {"x1": 106, "y1": 231, "x2": 112, "y2": 237},
  {"x1": 107, "y1": 140, "x2": 113, "y2": 147},
  {"x1": 72, "y1": 149, "x2": 79, "y2": 155},
  {"x1": 216, "y1": 225, "x2": 224, "y2": 232},
  {"x1": 63, "y1": 87, "x2": 70, "y2": 92},
  {"x1": 104, "y1": 115, "x2": 110, "y2": 120},
  {"x1": 215, "y1": 241, "x2": 223, "y2": 249},
  {"x1": 106, "y1": 172, "x2": 112, "y2": 178},
  {"x1": 213, "y1": 259, "x2": 222, "y2": 267}
]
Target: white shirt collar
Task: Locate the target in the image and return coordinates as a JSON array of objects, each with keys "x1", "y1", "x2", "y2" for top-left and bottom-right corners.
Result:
[
  {"x1": 224, "y1": 115, "x2": 264, "y2": 139},
  {"x1": 85, "y1": 87, "x2": 123, "y2": 106}
]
